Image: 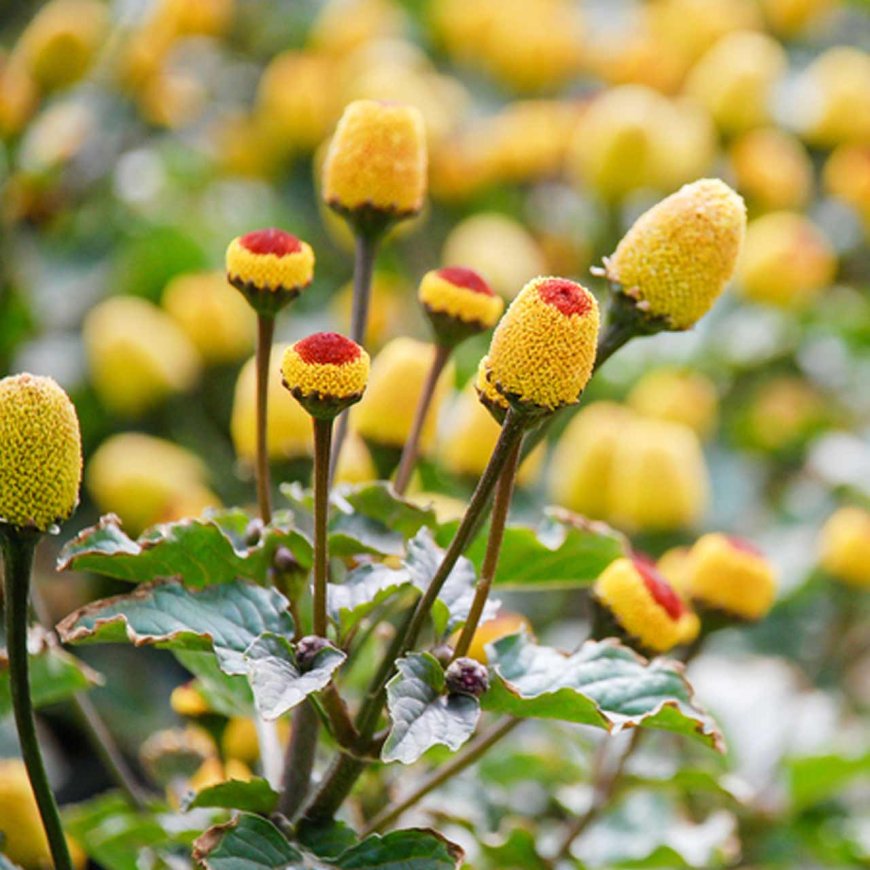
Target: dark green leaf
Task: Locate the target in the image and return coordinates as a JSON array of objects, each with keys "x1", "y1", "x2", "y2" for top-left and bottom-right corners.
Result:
[
  {"x1": 327, "y1": 563, "x2": 414, "y2": 633},
  {"x1": 183, "y1": 777, "x2": 279, "y2": 815},
  {"x1": 244, "y1": 633, "x2": 345, "y2": 720},
  {"x1": 58, "y1": 510, "x2": 312, "y2": 588},
  {"x1": 57, "y1": 580, "x2": 294, "y2": 677},
  {"x1": 296, "y1": 819, "x2": 358, "y2": 860},
  {"x1": 383, "y1": 653, "x2": 480, "y2": 764},
  {"x1": 335, "y1": 829, "x2": 464, "y2": 869},
  {"x1": 193, "y1": 814, "x2": 304, "y2": 869},
  {"x1": 482, "y1": 634, "x2": 722, "y2": 750},
  {"x1": 788, "y1": 751, "x2": 870, "y2": 813}
]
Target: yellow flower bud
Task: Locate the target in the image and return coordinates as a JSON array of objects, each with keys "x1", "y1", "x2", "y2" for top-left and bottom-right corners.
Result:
[
  {"x1": 684, "y1": 31, "x2": 786, "y2": 134},
  {"x1": 151, "y1": 0, "x2": 234, "y2": 38},
  {"x1": 656, "y1": 546, "x2": 694, "y2": 598},
  {"x1": 353, "y1": 338, "x2": 453, "y2": 452},
  {"x1": 83, "y1": 296, "x2": 202, "y2": 417},
  {"x1": 684, "y1": 533, "x2": 777, "y2": 620},
  {"x1": 548, "y1": 402, "x2": 633, "y2": 519},
  {"x1": 309, "y1": 0, "x2": 407, "y2": 57},
  {"x1": 729, "y1": 128, "x2": 813, "y2": 212},
  {"x1": 334, "y1": 433, "x2": 376, "y2": 485},
  {"x1": 605, "y1": 178, "x2": 746, "y2": 330},
  {"x1": 824, "y1": 145, "x2": 870, "y2": 228},
  {"x1": 818, "y1": 507, "x2": 870, "y2": 589},
  {"x1": 0, "y1": 53, "x2": 38, "y2": 137},
  {"x1": 451, "y1": 612, "x2": 533, "y2": 664},
  {"x1": 736, "y1": 211, "x2": 836, "y2": 308},
  {"x1": 626, "y1": 368, "x2": 719, "y2": 439},
  {"x1": 162, "y1": 271, "x2": 256, "y2": 364},
  {"x1": 0, "y1": 374, "x2": 81, "y2": 532},
  {"x1": 759, "y1": 0, "x2": 840, "y2": 36},
  {"x1": 485, "y1": 277, "x2": 599, "y2": 413},
  {"x1": 170, "y1": 682, "x2": 210, "y2": 717},
  {"x1": 593, "y1": 557, "x2": 696, "y2": 653},
  {"x1": 222, "y1": 716, "x2": 290, "y2": 765},
  {"x1": 608, "y1": 418, "x2": 709, "y2": 532},
  {"x1": 743, "y1": 376, "x2": 827, "y2": 453},
  {"x1": 408, "y1": 492, "x2": 467, "y2": 524},
  {"x1": 419, "y1": 266, "x2": 503, "y2": 345},
  {"x1": 281, "y1": 333, "x2": 370, "y2": 419},
  {"x1": 323, "y1": 100, "x2": 427, "y2": 223}
]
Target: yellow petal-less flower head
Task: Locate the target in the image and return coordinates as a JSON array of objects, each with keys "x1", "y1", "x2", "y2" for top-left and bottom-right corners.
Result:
[
  {"x1": 605, "y1": 178, "x2": 746, "y2": 331},
  {"x1": 281, "y1": 332, "x2": 370, "y2": 419},
  {"x1": 759, "y1": 0, "x2": 840, "y2": 37},
  {"x1": 226, "y1": 228, "x2": 315, "y2": 316},
  {"x1": 334, "y1": 433, "x2": 376, "y2": 485},
  {"x1": 474, "y1": 354, "x2": 508, "y2": 423},
  {"x1": 818, "y1": 507, "x2": 870, "y2": 589},
  {"x1": 685, "y1": 533, "x2": 777, "y2": 620},
  {"x1": 419, "y1": 266, "x2": 504, "y2": 346},
  {"x1": 593, "y1": 557, "x2": 695, "y2": 654},
  {"x1": 170, "y1": 682, "x2": 210, "y2": 717},
  {"x1": 323, "y1": 100, "x2": 427, "y2": 230},
  {"x1": 449, "y1": 611, "x2": 533, "y2": 664},
  {"x1": 824, "y1": 144, "x2": 870, "y2": 230},
  {"x1": 0, "y1": 374, "x2": 81, "y2": 532},
  {"x1": 626, "y1": 368, "x2": 719, "y2": 439},
  {"x1": 485, "y1": 276, "x2": 599, "y2": 415}
]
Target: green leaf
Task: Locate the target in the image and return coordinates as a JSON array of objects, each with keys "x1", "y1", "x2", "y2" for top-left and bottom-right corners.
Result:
[
  {"x1": 335, "y1": 829, "x2": 464, "y2": 869},
  {"x1": 383, "y1": 653, "x2": 480, "y2": 764},
  {"x1": 0, "y1": 628, "x2": 102, "y2": 716},
  {"x1": 183, "y1": 777, "x2": 279, "y2": 815},
  {"x1": 479, "y1": 827, "x2": 550, "y2": 870},
  {"x1": 193, "y1": 814, "x2": 304, "y2": 869},
  {"x1": 327, "y1": 563, "x2": 414, "y2": 633},
  {"x1": 296, "y1": 820, "x2": 358, "y2": 860},
  {"x1": 244, "y1": 633, "x2": 345, "y2": 720},
  {"x1": 173, "y1": 650, "x2": 255, "y2": 718},
  {"x1": 57, "y1": 580, "x2": 294, "y2": 677},
  {"x1": 58, "y1": 510, "x2": 312, "y2": 588},
  {"x1": 337, "y1": 483, "x2": 438, "y2": 537},
  {"x1": 788, "y1": 751, "x2": 870, "y2": 813},
  {"x1": 482, "y1": 634, "x2": 722, "y2": 750}
]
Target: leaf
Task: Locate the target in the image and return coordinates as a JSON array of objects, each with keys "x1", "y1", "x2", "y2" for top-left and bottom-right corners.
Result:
[
  {"x1": 193, "y1": 814, "x2": 304, "y2": 869},
  {"x1": 327, "y1": 563, "x2": 414, "y2": 633},
  {"x1": 183, "y1": 777, "x2": 279, "y2": 815},
  {"x1": 173, "y1": 650, "x2": 255, "y2": 718},
  {"x1": 382, "y1": 653, "x2": 480, "y2": 764},
  {"x1": 482, "y1": 633, "x2": 723, "y2": 750},
  {"x1": 336, "y1": 829, "x2": 464, "y2": 869},
  {"x1": 58, "y1": 510, "x2": 312, "y2": 588},
  {"x1": 337, "y1": 483, "x2": 438, "y2": 537},
  {"x1": 57, "y1": 580, "x2": 294, "y2": 677},
  {"x1": 244, "y1": 633, "x2": 345, "y2": 720},
  {"x1": 479, "y1": 827, "x2": 550, "y2": 870},
  {"x1": 296, "y1": 820, "x2": 359, "y2": 860},
  {"x1": 788, "y1": 751, "x2": 870, "y2": 813}
]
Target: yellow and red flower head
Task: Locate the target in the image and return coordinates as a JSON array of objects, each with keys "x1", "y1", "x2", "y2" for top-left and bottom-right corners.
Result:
[
  {"x1": 419, "y1": 266, "x2": 504, "y2": 346},
  {"x1": 818, "y1": 506, "x2": 870, "y2": 589},
  {"x1": 684, "y1": 533, "x2": 777, "y2": 620},
  {"x1": 226, "y1": 228, "x2": 315, "y2": 316},
  {"x1": 485, "y1": 276, "x2": 599, "y2": 416},
  {"x1": 593, "y1": 556, "x2": 697, "y2": 654},
  {"x1": 281, "y1": 332, "x2": 370, "y2": 419}
]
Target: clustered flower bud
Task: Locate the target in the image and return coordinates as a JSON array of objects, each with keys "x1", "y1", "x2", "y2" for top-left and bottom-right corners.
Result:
[
  {"x1": 818, "y1": 507, "x2": 870, "y2": 589},
  {"x1": 418, "y1": 266, "x2": 503, "y2": 347},
  {"x1": 445, "y1": 656, "x2": 490, "y2": 698},
  {"x1": 296, "y1": 635, "x2": 330, "y2": 672}
]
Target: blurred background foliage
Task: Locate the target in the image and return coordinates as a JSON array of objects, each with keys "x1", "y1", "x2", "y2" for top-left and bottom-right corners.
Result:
[{"x1": 0, "y1": 0, "x2": 869, "y2": 867}]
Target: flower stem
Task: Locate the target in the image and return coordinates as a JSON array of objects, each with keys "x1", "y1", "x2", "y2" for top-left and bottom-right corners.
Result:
[
  {"x1": 451, "y1": 436, "x2": 522, "y2": 660},
  {"x1": 255, "y1": 314, "x2": 276, "y2": 526},
  {"x1": 312, "y1": 417, "x2": 333, "y2": 638},
  {"x1": 277, "y1": 699, "x2": 320, "y2": 820},
  {"x1": 1, "y1": 528, "x2": 72, "y2": 870},
  {"x1": 393, "y1": 343, "x2": 451, "y2": 496}
]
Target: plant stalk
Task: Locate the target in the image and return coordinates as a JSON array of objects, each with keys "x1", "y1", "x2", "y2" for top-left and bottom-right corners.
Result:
[
  {"x1": 312, "y1": 417, "x2": 333, "y2": 638},
  {"x1": 277, "y1": 699, "x2": 320, "y2": 820},
  {"x1": 255, "y1": 314, "x2": 276, "y2": 526}
]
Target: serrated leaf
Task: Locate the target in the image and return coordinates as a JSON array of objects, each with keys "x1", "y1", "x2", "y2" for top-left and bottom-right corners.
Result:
[
  {"x1": 244, "y1": 633, "x2": 345, "y2": 720},
  {"x1": 482, "y1": 633, "x2": 722, "y2": 750},
  {"x1": 57, "y1": 580, "x2": 294, "y2": 677},
  {"x1": 327, "y1": 563, "x2": 414, "y2": 632},
  {"x1": 183, "y1": 777, "x2": 279, "y2": 814},
  {"x1": 58, "y1": 510, "x2": 312, "y2": 588},
  {"x1": 788, "y1": 751, "x2": 870, "y2": 813},
  {"x1": 336, "y1": 829, "x2": 464, "y2": 869},
  {"x1": 383, "y1": 653, "x2": 480, "y2": 764},
  {"x1": 193, "y1": 814, "x2": 304, "y2": 869}
]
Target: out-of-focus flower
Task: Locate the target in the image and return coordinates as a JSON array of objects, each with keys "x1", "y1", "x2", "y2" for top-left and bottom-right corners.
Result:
[
  {"x1": 485, "y1": 277, "x2": 599, "y2": 414},
  {"x1": 656, "y1": 546, "x2": 694, "y2": 597},
  {"x1": 588, "y1": 24, "x2": 686, "y2": 94},
  {"x1": 140, "y1": 726, "x2": 217, "y2": 786},
  {"x1": 150, "y1": 0, "x2": 235, "y2": 39},
  {"x1": 442, "y1": 213, "x2": 547, "y2": 299},
  {"x1": 308, "y1": 0, "x2": 408, "y2": 57},
  {"x1": 83, "y1": 296, "x2": 201, "y2": 417},
  {"x1": 824, "y1": 144, "x2": 870, "y2": 229},
  {"x1": 334, "y1": 433, "x2": 376, "y2": 485},
  {"x1": 729, "y1": 128, "x2": 813, "y2": 212},
  {"x1": 818, "y1": 506, "x2": 870, "y2": 589},
  {"x1": 0, "y1": 53, "x2": 38, "y2": 137},
  {"x1": 418, "y1": 266, "x2": 503, "y2": 346},
  {"x1": 742, "y1": 376, "x2": 829, "y2": 453},
  {"x1": 331, "y1": 271, "x2": 410, "y2": 349},
  {"x1": 86, "y1": 433, "x2": 219, "y2": 536},
  {"x1": 0, "y1": 374, "x2": 81, "y2": 533},
  {"x1": 737, "y1": 211, "x2": 836, "y2": 308},
  {"x1": 593, "y1": 557, "x2": 698, "y2": 653},
  {"x1": 212, "y1": 112, "x2": 288, "y2": 179},
  {"x1": 231, "y1": 344, "x2": 312, "y2": 463},
  {"x1": 684, "y1": 533, "x2": 778, "y2": 620},
  {"x1": 162, "y1": 271, "x2": 256, "y2": 365},
  {"x1": 353, "y1": 338, "x2": 453, "y2": 452},
  {"x1": 759, "y1": 0, "x2": 841, "y2": 36},
  {"x1": 222, "y1": 716, "x2": 290, "y2": 766},
  {"x1": 604, "y1": 178, "x2": 746, "y2": 330},
  {"x1": 626, "y1": 368, "x2": 719, "y2": 439},
  {"x1": 684, "y1": 31, "x2": 786, "y2": 134},
  {"x1": 323, "y1": 100, "x2": 427, "y2": 223},
  {"x1": 170, "y1": 682, "x2": 210, "y2": 718},
  {"x1": 452, "y1": 611, "x2": 533, "y2": 664},
  {"x1": 608, "y1": 418, "x2": 709, "y2": 532},
  {"x1": 408, "y1": 492, "x2": 467, "y2": 523}
]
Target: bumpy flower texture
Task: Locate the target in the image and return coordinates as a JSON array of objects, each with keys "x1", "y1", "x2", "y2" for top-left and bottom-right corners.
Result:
[
  {"x1": 0, "y1": 373, "x2": 82, "y2": 531},
  {"x1": 594, "y1": 557, "x2": 699, "y2": 653},
  {"x1": 605, "y1": 178, "x2": 747, "y2": 330},
  {"x1": 419, "y1": 266, "x2": 504, "y2": 330},
  {"x1": 485, "y1": 276, "x2": 599, "y2": 413},
  {"x1": 226, "y1": 228, "x2": 315, "y2": 299}
]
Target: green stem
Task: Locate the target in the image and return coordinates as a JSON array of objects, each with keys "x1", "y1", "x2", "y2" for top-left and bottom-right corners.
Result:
[
  {"x1": 312, "y1": 417, "x2": 333, "y2": 638},
  {"x1": 277, "y1": 700, "x2": 320, "y2": 820},
  {"x1": 255, "y1": 314, "x2": 276, "y2": 526},
  {"x1": 1, "y1": 529, "x2": 73, "y2": 870},
  {"x1": 393, "y1": 343, "x2": 451, "y2": 496}
]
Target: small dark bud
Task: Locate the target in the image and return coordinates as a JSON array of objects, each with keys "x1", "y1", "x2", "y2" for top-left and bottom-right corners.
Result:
[
  {"x1": 244, "y1": 518, "x2": 264, "y2": 546},
  {"x1": 273, "y1": 546, "x2": 300, "y2": 574},
  {"x1": 430, "y1": 644, "x2": 454, "y2": 667},
  {"x1": 445, "y1": 657, "x2": 489, "y2": 698},
  {"x1": 296, "y1": 635, "x2": 329, "y2": 672}
]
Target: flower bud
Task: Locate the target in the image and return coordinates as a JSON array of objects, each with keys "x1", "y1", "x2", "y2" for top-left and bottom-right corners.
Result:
[
  {"x1": 141, "y1": 726, "x2": 217, "y2": 785},
  {"x1": 473, "y1": 354, "x2": 508, "y2": 422},
  {"x1": 226, "y1": 228, "x2": 315, "y2": 315},
  {"x1": 0, "y1": 374, "x2": 81, "y2": 532},
  {"x1": 759, "y1": 0, "x2": 839, "y2": 36},
  {"x1": 419, "y1": 266, "x2": 503, "y2": 347},
  {"x1": 444, "y1": 657, "x2": 489, "y2": 697},
  {"x1": 281, "y1": 332, "x2": 369, "y2": 419},
  {"x1": 605, "y1": 178, "x2": 746, "y2": 330},
  {"x1": 684, "y1": 533, "x2": 777, "y2": 620},
  {"x1": 334, "y1": 433, "x2": 376, "y2": 485},
  {"x1": 323, "y1": 100, "x2": 427, "y2": 229},
  {"x1": 170, "y1": 682, "x2": 210, "y2": 718},
  {"x1": 626, "y1": 368, "x2": 718, "y2": 439},
  {"x1": 818, "y1": 507, "x2": 870, "y2": 589},
  {"x1": 593, "y1": 557, "x2": 697, "y2": 653},
  {"x1": 485, "y1": 277, "x2": 599, "y2": 415},
  {"x1": 450, "y1": 612, "x2": 532, "y2": 664},
  {"x1": 296, "y1": 635, "x2": 330, "y2": 672},
  {"x1": 823, "y1": 144, "x2": 870, "y2": 229},
  {"x1": 221, "y1": 716, "x2": 290, "y2": 766}
]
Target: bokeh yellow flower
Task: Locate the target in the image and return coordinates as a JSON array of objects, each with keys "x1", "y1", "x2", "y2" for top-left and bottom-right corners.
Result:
[
  {"x1": 818, "y1": 507, "x2": 870, "y2": 589},
  {"x1": 759, "y1": 0, "x2": 841, "y2": 36},
  {"x1": 452, "y1": 611, "x2": 533, "y2": 664},
  {"x1": 626, "y1": 368, "x2": 719, "y2": 439},
  {"x1": 331, "y1": 271, "x2": 410, "y2": 349},
  {"x1": 824, "y1": 144, "x2": 870, "y2": 230},
  {"x1": 334, "y1": 433, "x2": 376, "y2": 485}
]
